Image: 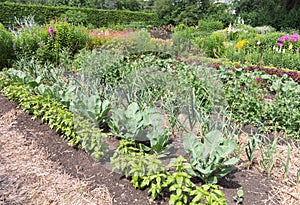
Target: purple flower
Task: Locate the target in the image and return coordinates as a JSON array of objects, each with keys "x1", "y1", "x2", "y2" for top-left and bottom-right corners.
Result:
[
  {"x1": 278, "y1": 36, "x2": 285, "y2": 43},
  {"x1": 48, "y1": 25, "x2": 55, "y2": 37},
  {"x1": 278, "y1": 43, "x2": 283, "y2": 47},
  {"x1": 63, "y1": 18, "x2": 67, "y2": 22},
  {"x1": 284, "y1": 34, "x2": 290, "y2": 41},
  {"x1": 291, "y1": 33, "x2": 299, "y2": 42},
  {"x1": 256, "y1": 77, "x2": 262, "y2": 82}
]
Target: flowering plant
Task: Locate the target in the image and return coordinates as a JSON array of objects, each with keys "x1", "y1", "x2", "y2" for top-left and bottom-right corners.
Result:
[{"x1": 275, "y1": 33, "x2": 300, "y2": 53}]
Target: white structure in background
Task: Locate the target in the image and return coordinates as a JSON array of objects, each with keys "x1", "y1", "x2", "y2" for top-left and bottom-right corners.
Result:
[{"x1": 214, "y1": 0, "x2": 231, "y2": 4}]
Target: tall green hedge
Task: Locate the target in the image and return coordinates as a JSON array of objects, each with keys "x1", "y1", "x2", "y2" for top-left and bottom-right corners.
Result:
[{"x1": 0, "y1": 2, "x2": 158, "y2": 28}]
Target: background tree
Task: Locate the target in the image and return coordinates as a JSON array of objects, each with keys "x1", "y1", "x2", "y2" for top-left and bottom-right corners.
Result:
[{"x1": 155, "y1": 0, "x2": 211, "y2": 25}]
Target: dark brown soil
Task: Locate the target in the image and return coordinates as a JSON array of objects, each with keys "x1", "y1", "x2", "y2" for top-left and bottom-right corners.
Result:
[{"x1": 0, "y1": 94, "x2": 275, "y2": 205}]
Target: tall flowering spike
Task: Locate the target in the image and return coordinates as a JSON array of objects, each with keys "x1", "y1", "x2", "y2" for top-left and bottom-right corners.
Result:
[{"x1": 48, "y1": 25, "x2": 55, "y2": 37}]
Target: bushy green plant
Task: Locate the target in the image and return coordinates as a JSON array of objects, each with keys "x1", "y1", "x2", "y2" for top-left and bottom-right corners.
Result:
[
  {"x1": 73, "y1": 49, "x2": 125, "y2": 83},
  {"x1": 111, "y1": 139, "x2": 165, "y2": 178},
  {"x1": 198, "y1": 20, "x2": 224, "y2": 34},
  {"x1": 0, "y1": 23, "x2": 15, "y2": 68},
  {"x1": 183, "y1": 130, "x2": 239, "y2": 184},
  {"x1": 172, "y1": 26, "x2": 201, "y2": 57},
  {"x1": 221, "y1": 68, "x2": 300, "y2": 138},
  {"x1": 201, "y1": 32, "x2": 226, "y2": 58},
  {"x1": 36, "y1": 20, "x2": 90, "y2": 63},
  {"x1": 12, "y1": 25, "x2": 45, "y2": 59}
]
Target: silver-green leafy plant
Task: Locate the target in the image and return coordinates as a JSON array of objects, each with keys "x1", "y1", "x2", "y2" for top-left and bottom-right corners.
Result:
[
  {"x1": 183, "y1": 130, "x2": 239, "y2": 184},
  {"x1": 109, "y1": 102, "x2": 170, "y2": 154},
  {"x1": 70, "y1": 91, "x2": 111, "y2": 126}
]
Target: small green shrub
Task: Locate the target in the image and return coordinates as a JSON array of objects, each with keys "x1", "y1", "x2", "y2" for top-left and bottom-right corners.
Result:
[
  {"x1": 201, "y1": 32, "x2": 226, "y2": 58},
  {"x1": 0, "y1": 23, "x2": 15, "y2": 69},
  {"x1": 12, "y1": 25, "x2": 46, "y2": 59},
  {"x1": 198, "y1": 20, "x2": 224, "y2": 33},
  {"x1": 36, "y1": 20, "x2": 90, "y2": 63},
  {"x1": 172, "y1": 26, "x2": 201, "y2": 57}
]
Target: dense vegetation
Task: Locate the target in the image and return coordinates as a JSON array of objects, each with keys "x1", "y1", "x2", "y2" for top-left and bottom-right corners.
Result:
[
  {"x1": 2, "y1": 0, "x2": 300, "y2": 30},
  {"x1": 0, "y1": 2, "x2": 299, "y2": 204},
  {"x1": 0, "y1": 2, "x2": 158, "y2": 28}
]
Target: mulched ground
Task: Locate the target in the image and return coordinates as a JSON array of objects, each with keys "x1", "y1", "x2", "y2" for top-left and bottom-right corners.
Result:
[{"x1": 0, "y1": 94, "x2": 294, "y2": 205}]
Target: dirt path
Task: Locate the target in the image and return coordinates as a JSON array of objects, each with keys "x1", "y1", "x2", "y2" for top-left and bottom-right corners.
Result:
[{"x1": 0, "y1": 105, "x2": 112, "y2": 205}]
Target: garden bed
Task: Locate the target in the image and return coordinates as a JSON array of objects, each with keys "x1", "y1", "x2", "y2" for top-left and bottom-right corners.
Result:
[
  {"x1": 1, "y1": 17, "x2": 300, "y2": 205},
  {"x1": 1, "y1": 94, "x2": 299, "y2": 205}
]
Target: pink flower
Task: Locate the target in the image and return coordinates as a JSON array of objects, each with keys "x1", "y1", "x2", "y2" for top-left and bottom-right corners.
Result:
[
  {"x1": 278, "y1": 36, "x2": 285, "y2": 43},
  {"x1": 63, "y1": 18, "x2": 67, "y2": 22},
  {"x1": 48, "y1": 25, "x2": 55, "y2": 37},
  {"x1": 284, "y1": 34, "x2": 290, "y2": 41},
  {"x1": 278, "y1": 43, "x2": 283, "y2": 47},
  {"x1": 256, "y1": 77, "x2": 262, "y2": 82},
  {"x1": 291, "y1": 33, "x2": 299, "y2": 42}
]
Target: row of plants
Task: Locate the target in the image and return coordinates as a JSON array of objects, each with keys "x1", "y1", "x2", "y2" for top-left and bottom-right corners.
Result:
[
  {"x1": 171, "y1": 20, "x2": 300, "y2": 71},
  {"x1": 0, "y1": 2, "x2": 158, "y2": 28},
  {"x1": 0, "y1": 72, "x2": 108, "y2": 160}
]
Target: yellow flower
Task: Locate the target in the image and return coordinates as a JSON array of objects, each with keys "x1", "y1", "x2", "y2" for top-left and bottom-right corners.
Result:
[
  {"x1": 288, "y1": 44, "x2": 293, "y2": 50},
  {"x1": 236, "y1": 40, "x2": 248, "y2": 49}
]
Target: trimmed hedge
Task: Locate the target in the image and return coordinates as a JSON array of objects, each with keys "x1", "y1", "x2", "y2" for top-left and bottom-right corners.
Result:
[{"x1": 0, "y1": 2, "x2": 158, "y2": 28}]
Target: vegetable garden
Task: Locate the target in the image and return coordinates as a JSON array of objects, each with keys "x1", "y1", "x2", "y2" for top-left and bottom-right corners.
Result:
[{"x1": 0, "y1": 7, "x2": 300, "y2": 205}]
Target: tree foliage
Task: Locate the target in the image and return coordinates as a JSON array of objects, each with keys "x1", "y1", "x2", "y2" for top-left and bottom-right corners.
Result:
[
  {"x1": 155, "y1": 0, "x2": 211, "y2": 25},
  {"x1": 234, "y1": 0, "x2": 300, "y2": 30}
]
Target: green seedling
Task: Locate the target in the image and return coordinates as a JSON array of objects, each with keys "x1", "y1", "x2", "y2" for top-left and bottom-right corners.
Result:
[{"x1": 233, "y1": 189, "x2": 244, "y2": 204}]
